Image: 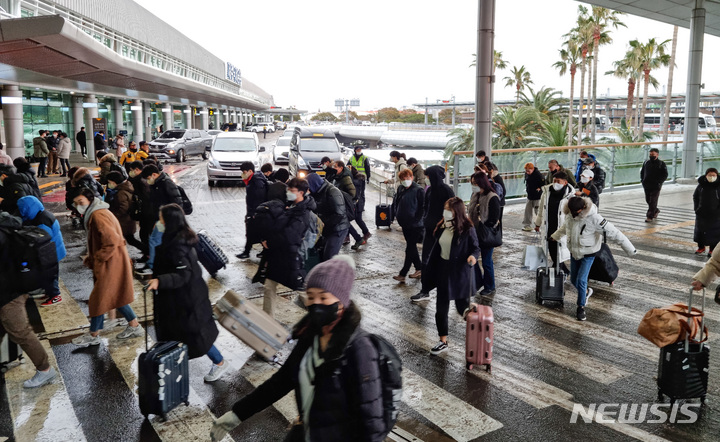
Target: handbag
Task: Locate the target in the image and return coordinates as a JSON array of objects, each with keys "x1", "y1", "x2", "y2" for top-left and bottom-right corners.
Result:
[
  {"x1": 637, "y1": 303, "x2": 708, "y2": 348},
  {"x1": 476, "y1": 222, "x2": 502, "y2": 248}
]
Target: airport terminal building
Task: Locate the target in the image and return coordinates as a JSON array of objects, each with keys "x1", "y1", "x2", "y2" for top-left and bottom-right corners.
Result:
[{"x1": 0, "y1": 0, "x2": 274, "y2": 161}]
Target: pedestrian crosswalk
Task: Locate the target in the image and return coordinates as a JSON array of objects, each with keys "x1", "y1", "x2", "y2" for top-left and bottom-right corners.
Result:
[{"x1": 3, "y1": 183, "x2": 720, "y2": 441}]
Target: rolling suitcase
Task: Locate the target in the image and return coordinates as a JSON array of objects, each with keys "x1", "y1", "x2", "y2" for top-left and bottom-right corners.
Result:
[
  {"x1": 375, "y1": 183, "x2": 393, "y2": 228},
  {"x1": 0, "y1": 334, "x2": 24, "y2": 373},
  {"x1": 213, "y1": 290, "x2": 289, "y2": 362},
  {"x1": 536, "y1": 257, "x2": 565, "y2": 306},
  {"x1": 657, "y1": 288, "x2": 710, "y2": 404},
  {"x1": 466, "y1": 304, "x2": 494, "y2": 372},
  {"x1": 196, "y1": 229, "x2": 229, "y2": 277},
  {"x1": 138, "y1": 286, "x2": 190, "y2": 421},
  {"x1": 588, "y1": 234, "x2": 618, "y2": 285}
]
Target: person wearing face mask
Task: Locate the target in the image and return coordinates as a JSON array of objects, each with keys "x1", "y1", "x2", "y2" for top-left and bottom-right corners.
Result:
[
  {"x1": 522, "y1": 162, "x2": 544, "y2": 231},
  {"x1": 211, "y1": 255, "x2": 387, "y2": 442},
  {"x1": 693, "y1": 168, "x2": 720, "y2": 256},
  {"x1": 306, "y1": 173, "x2": 349, "y2": 261},
  {"x1": 544, "y1": 159, "x2": 576, "y2": 187},
  {"x1": 0, "y1": 164, "x2": 39, "y2": 215},
  {"x1": 551, "y1": 196, "x2": 636, "y2": 321},
  {"x1": 575, "y1": 169, "x2": 600, "y2": 207},
  {"x1": 119, "y1": 140, "x2": 148, "y2": 168},
  {"x1": 236, "y1": 161, "x2": 269, "y2": 259},
  {"x1": 331, "y1": 160, "x2": 357, "y2": 246},
  {"x1": 535, "y1": 171, "x2": 573, "y2": 275},
  {"x1": 70, "y1": 188, "x2": 144, "y2": 347},
  {"x1": 106, "y1": 171, "x2": 145, "y2": 255},
  {"x1": 146, "y1": 204, "x2": 228, "y2": 382},
  {"x1": 127, "y1": 161, "x2": 153, "y2": 259},
  {"x1": 391, "y1": 169, "x2": 425, "y2": 283},
  {"x1": 382, "y1": 151, "x2": 408, "y2": 193},
  {"x1": 467, "y1": 172, "x2": 500, "y2": 298},
  {"x1": 319, "y1": 156, "x2": 337, "y2": 182},
  {"x1": 349, "y1": 166, "x2": 371, "y2": 245},
  {"x1": 581, "y1": 157, "x2": 605, "y2": 193},
  {"x1": 349, "y1": 145, "x2": 371, "y2": 183},
  {"x1": 640, "y1": 148, "x2": 668, "y2": 223},
  {"x1": 424, "y1": 197, "x2": 479, "y2": 355},
  {"x1": 406, "y1": 157, "x2": 426, "y2": 188},
  {"x1": 140, "y1": 164, "x2": 183, "y2": 271}
]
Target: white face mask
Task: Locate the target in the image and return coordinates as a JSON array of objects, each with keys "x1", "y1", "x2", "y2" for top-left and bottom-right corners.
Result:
[
  {"x1": 425, "y1": 177, "x2": 431, "y2": 187},
  {"x1": 108, "y1": 182, "x2": 117, "y2": 190},
  {"x1": 708, "y1": 175, "x2": 718, "y2": 183},
  {"x1": 443, "y1": 209, "x2": 453, "y2": 221},
  {"x1": 76, "y1": 204, "x2": 88, "y2": 215},
  {"x1": 471, "y1": 185, "x2": 481, "y2": 193},
  {"x1": 552, "y1": 183, "x2": 564, "y2": 191},
  {"x1": 581, "y1": 176, "x2": 590, "y2": 184},
  {"x1": 402, "y1": 180, "x2": 413, "y2": 188},
  {"x1": 156, "y1": 220, "x2": 165, "y2": 233},
  {"x1": 146, "y1": 177, "x2": 156, "y2": 185},
  {"x1": 286, "y1": 190, "x2": 298, "y2": 202}
]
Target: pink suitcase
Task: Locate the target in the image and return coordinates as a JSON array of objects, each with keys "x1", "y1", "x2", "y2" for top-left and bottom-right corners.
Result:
[{"x1": 465, "y1": 304, "x2": 494, "y2": 372}]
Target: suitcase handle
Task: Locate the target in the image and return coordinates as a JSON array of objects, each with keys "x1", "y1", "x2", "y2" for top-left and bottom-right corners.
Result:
[{"x1": 686, "y1": 288, "x2": 707, "y2": 352}]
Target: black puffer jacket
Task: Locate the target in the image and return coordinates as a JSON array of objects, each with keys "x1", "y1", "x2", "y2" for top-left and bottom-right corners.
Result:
[
  {"x1": 525, "y1": 168, "x2": 544, "y2": 200},
  {"x1": 393, "y1": 182, "x2": 424, "y2": 228},
  {"x1": 245, "y1": 171, "x2": 268, "y2": 217},
  {"x1": 149, "y1": 172, "x2": 182, "y2": 222},
  {"x1": 231, "y1": 303, "x2": 385, "y2": 442},
  {"x1": 0, "y1": 212, "x2": 23, "y2": 308},
  {"x1": 266, "y1": 196, "x2": 316, "y2": 289},
  {"x1": 693, "y1": 175, "x2": 720, "y2": 247},
  {"x1": 588, "y1": 164, "x2": 606, "y2": 193},
  {"x1": 0, "y1": 173, "x2": 39, "y2": 214},
  {"x1": 15, "y1": 162, "x2": 41, "y2": 199},
  {"x1": 640, "y1": 157, "x2": 668, "y2": 191},
  {"x1": 314, "y1": 180, "x2": 349, "y2": 234},
  {"x1": 130, "y1": 174, "x2": 153, "y2": 222},
  {"x1": 423, "y1": 166, "x2": 454, "y2": 231},
  {"x1": 67, "y1": 168, "x2": 104, "y2": 210},
  {"x1": 333, "y1": 167, "x2": 356, "y2": 199},
  {"x1": 153, "y1": 232, "x2": 219, "y2": 359}
]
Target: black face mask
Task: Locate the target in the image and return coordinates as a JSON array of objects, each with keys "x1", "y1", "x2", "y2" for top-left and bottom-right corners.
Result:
[
  {"x1": 650, "y1": 156, "x2": 658, "y2": 160},
  {"x1": 572, "y1": 211, "x2": 582, "y2": 218},
  {"x1": 307, "y1": 302, "x2": 340, "y2": 330}
]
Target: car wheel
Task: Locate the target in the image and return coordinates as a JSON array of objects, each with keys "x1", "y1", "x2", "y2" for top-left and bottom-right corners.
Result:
[
  {"x1": 176, "y1": 149, "x2": 185, "y2": 163},
  {"x1": 208, "y1": 179, "x2": 215, "y2": 187},
  {"x1": 202, "y1": 151, "x2": 209, "y2": 160}
]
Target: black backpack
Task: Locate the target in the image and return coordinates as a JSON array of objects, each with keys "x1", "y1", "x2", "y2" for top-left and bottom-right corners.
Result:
[
  {"x1": 253, "y1": 200, "x2": 288, "y2": 242},
  {"x1": 3, "y1": 226, "x2": 59, "y2": 293},
  {"x1": 178, "y1": 186, "x2": 193, "y2": 215},
  {"x1": 340, "y1": 190, "x2": 357, "y2": 222},
  {"x1": 110, "y1": 161, "x2": 128, "y2": 180}
]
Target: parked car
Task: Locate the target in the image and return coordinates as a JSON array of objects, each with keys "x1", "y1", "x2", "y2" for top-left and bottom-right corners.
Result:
[
  {"x1": 273, "y1": 136, "x2": 291, "y2": 164},
  {"x1": 247, "y1": 123, "x2": 275, "y2": 133},
  {"x1": 288, "y1": 127, "x2": 342, "y2": 179},
  {"x1": 206, "y1": 132, "x2": 271, "y2": 186},
  {"x1": 148, "y1": 129, "x2": 213, "y2": 162},
  {"x1": 274, "y1": 121, "x2": 287, "y2": 131}
]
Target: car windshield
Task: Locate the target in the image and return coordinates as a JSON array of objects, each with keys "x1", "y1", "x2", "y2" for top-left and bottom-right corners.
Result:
[
  {"x1": 299, "y1": 138, "x2": 338, "y2": 152},
  {"x1": 208, "y1": 130, "x2": 221, "y2": 135},
  {"x1": 159, "y1": 130, "x2": 185, "y2": 139},
  {"x1": 276, "y1": 138, "x2": 291, "y2": 146},
  {"x1": 213, "y1": 137, "x2": 256, "y2": 152}
]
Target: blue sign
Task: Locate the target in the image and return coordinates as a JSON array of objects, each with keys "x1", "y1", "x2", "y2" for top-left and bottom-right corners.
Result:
[{"x1": 226, "y1": 62, "x2": 242, "y2": 86}]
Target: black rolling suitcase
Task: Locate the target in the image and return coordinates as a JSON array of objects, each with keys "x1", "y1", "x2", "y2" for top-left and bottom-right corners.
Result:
[
  {"x1": 0, "y1": 334, "x2": 23, "y2": 373},
  {"x1": 375, "y1": 183, "x2": 393, "y2": 228},
  {"x1": 138, "y1": 286, "x2": 190, "y2": 421},
  {"x1": 196, "y1": 229, "x2": 228, "y2": 277},
  {"x1": 588, "y1": 234, "x2": 618, "y2": 285},
  {"x1": 535, "y1": 219, "x2": 565, "y2": 306},
  {"x1": 657, "y1": 288, "x2": 710, "y2": 404}
]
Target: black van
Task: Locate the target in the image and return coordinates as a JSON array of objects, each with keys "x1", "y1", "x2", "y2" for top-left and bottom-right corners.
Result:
[{"x1": 288, "y1": 127, "x2": 343, "y2": 178}]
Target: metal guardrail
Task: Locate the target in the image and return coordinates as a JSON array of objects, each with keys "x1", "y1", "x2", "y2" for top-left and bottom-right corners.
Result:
[
  {"x1": 11, "y1": 0, "x2": 271, "y2": 106},
  {"x1": 451, "y1": 139, "x2": 720, "y2": 200}
]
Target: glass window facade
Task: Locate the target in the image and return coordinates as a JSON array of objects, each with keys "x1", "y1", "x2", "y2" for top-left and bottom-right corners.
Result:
[{"x1": 22, "y1": 92, "x2": 72, "y2": 156}]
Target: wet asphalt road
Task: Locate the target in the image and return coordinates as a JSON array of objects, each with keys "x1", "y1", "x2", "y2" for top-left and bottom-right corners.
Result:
[{"x1": 2, "y1": 134, "x2": 720, "y2": 441}]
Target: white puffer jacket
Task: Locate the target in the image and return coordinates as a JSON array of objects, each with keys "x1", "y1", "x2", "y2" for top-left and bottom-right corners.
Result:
[
  {"x1": 551, "y1": 197, "x2": 636, "y2": 260},
  {"x1": 535, "y1": 183, "x2": 573, "y2": 263}
]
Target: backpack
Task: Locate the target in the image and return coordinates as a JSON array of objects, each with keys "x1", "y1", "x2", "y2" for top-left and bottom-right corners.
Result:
[
  {"x1": 299, "y1": 211, "x2": 323, "y2": 261},
  {"x1": 340, "y1": 190, "x2": 356, "y2": 221},
  {"x1": 3, "y1": 226, "x2": 59, "y2": 293},
  {"x1": 177, "y1": 185, "x2": 193, "y2": 215},
  {"x1": 253, "y1": 200, "x2": 288, "y2": 241},
  {"x1": 492, "y1": 181, "x2": 504, "y2": 200},
  {"x1": 110, "y1": 161, "x2": 128, "y2": 180}
]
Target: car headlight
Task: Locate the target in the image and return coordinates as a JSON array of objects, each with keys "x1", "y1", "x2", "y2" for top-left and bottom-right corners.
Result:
[
  {"x1": 208, "y1": 155, "x2": 220, "y2": 168},
  {"x1": 253, "y1": 160, "x2": 260, "y2": 169},
  {"x1": 298, "y1": 156, "x2": 307, "y2": 168},
  {"x1": 298, "y1": 171, "x2": 307, "y2": 178}
]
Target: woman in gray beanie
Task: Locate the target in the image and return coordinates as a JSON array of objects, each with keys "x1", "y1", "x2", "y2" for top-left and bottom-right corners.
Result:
[{"x1": 211, "y1": 255, "x2": 388, "y2": 442}]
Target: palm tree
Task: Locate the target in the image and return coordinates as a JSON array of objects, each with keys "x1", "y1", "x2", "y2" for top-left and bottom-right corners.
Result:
[
  {"x1": 566, "y1": 10, "x2": 594, "y2": 142},
  {"x1": 470, "y1": 50, "x2": 508, "y2": 75},
  {"x1": 503, "y1": 66, "x2": 533, "y2": 104},
  {"x1": 602, "y1": 117, "x2": 656, "y2": 143},
  {"x1": 588, "y1": 6, "x2": 626, "y2": 143},
  {"x1": 631, "y1": 38, "x2": 671, "y2": 138},
  {"x1": 492, "y1": 106, "x2": 541, "y2": 149},
  {"x1": 519, "y1": 86, "x2": 567, "y2": 120},
  {"x1": 662, "y1": 26, "x2": 679, "y2": 142},
  {"x1": 527, "y1": 118, "x2": 575, "y2": 148},
  {"x1": 444, "y1": 127, "x2": 474, "y2": 161},
  {"x1": 605, "y1": 54, "x2": 637, "y2": 128},
  {"x1": 553, "y1": 42, "x2": 581, "y2": 145}
]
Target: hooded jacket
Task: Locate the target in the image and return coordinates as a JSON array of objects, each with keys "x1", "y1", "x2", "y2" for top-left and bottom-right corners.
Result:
[
  {"x1": 390, "y1": 158, "x2": 409, "y2": 186},
  {"x1": 108, "y1": 180, "x2": 136, "y2": 236},
  {"x1": 0, "y1": 212, "x2": 23, "y2": 307},
  {"x1": 0, "y1": 150, "x2": 12, "y2": 166},
  {"x1": 99, "y1": 153, "x2": 120, "y2": 184},
  {"x1": 575, "y1": 154, "x2": 596, "y2": 182},
  {"x1": 15, "y1": 161, "x2": 42, "y2": 199},
  {"x1": 57, "y1": 137, "x2": 72, "y2": 159},
  {"x1": 17, "y1": 196, "x2": 66, "y2": 261},
  {"x1": 149, "y1": 172, "x2": 182, "y2": 222},
  {"x1": 311, "y1": 178, "x2": 349, "y2": 234},
  {"x1": 393, "y1": 182, "x2": 424, "y2": 228},
  {"x1": 410, "y1": 163, "x2": 426, "y2": 187},
  {"x1": 231, "y1": 303, "x2": 385, "y2": 442},
  {"x1": 0, "y1": 171, "x2": 41, "y2": 214},
  {"x1": 333, "y1": 167, "x2": 356, "y2": 199},
  {"x1": 423, "y1": 166, "x2": 454, "y2": 231},
  {"x1": 245, "y1": 171, "x2": 269, "y2": 217},
  {"x1": 68, "y1": 167, "x2": 104, "y2": 203},
  {"x1": 535, "y1": 183, "x2": 573, "y2": 262},
  {"x1": 551, "y1": 197, "x2": 636, "y2": 260},
  {"x1": 32, "y1": 136, "x2": 48, "y2": 158}
]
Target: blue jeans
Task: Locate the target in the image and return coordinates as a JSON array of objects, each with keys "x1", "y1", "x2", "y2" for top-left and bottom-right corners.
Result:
[
  {"x1": 148, "y1": 225, "x2": 164, "y2": 269},
  {"x1": 322, "y1": 228, "x2": 348, "y2": 261},
  {"x1": 570, "y1": 256, "x2": 596, "y2": 307},
  {"x1": 207, "y1": 345, "x2": 223, "y2": 365},
  {"x1": 480, "y1": 247, "x2": 495, "y2": 291},
  {"x1": 42, "y1": 275, "x2": 60, "y2": 297},
  {"x1": 90, "y1": 304, "x2": 137, "y2": 332}
]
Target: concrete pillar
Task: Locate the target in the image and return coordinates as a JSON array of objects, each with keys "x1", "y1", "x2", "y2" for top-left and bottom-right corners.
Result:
[
  {"x1": 185, "y1": 105, "x2": 193, "y2": 129},
  {"x1": 201, "y1": 107, "x2": 209, "y2": 131},
  {"x1": 144, "y1": 102, "x2": 153, "y2": 141},
  {"x1": 113, "y1": 98, "x2": 123, "y2": 137},
  {"x1": 682, "y1": 0, "x2": 705, "y2": 179},
  {"x1": 84, "y1": 94, "x2": 98, "y2": 162},
  {"x1": 71, "y1": 94, "x2": 84, "y2": 153},
  {"x1": 474, "y1": 0, "x2": 495, "y2": 157},
  {"x1": 214, "y1": 110, "x2": 220, "y2": 131},
  {"x1": 132, "y1": 100, "x2": 143, "y2": 142},
  {"x1": 162, "y1": 104, "x2": 172, "y2": 131},
  {"x1": 1, "y1": 85, "x2": 24, "y2": 160}
]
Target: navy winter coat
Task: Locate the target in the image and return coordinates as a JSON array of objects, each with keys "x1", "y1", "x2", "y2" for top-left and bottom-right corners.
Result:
[
  {"x1": 393, "y1": 182, "x2": 424, "y2": 228},
  {"x1": 423, "y1": 166, "x2": 455, "y2": 231}
]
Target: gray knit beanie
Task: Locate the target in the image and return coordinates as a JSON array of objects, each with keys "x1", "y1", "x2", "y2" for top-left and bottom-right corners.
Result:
[{"x1": 306, "y1": 255, "x2": 356, "y2": 307}]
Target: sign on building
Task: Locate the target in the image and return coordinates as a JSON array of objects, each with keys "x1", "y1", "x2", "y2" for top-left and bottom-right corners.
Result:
[
  {"x1": 92, "y1": 118, "x2": 107, "y2": 137},
  {"x1": 226, "y1": 62, "x2": 242, "y2": 86}
]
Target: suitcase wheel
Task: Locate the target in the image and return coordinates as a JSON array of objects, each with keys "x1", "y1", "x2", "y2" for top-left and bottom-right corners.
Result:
[
  {"x1": 161, "y1": 413, "x2": 169, "y2": 422},
  {"x1": 185, "y1": 400, "x2": 190, "y2": 407},
  {"x1": 486, "y1": 364, "x2": 491, "y2": 374},
  {"x1": 0, "y1": 365, "x2": 7, "y2": 374},
  {"x1": 537, "y1": 299, "x2": 543, "y2": 305},
  {"x1": 466, "y1": 362, "x2": 473, "y2": 370},
  {"x1": 657, "y1": 390, "x2": 663, "y2": 402}
]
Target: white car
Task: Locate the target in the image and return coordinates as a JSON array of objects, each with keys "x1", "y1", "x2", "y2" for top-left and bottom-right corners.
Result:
[
  {"x1": 273, "y1": 136, "x2": 291, "y2": 164},
  {"x1": 206, "y1": 132, "x2": 271, "y2": 186},
  {"x1": 250, "y1": 123, "x2": 275, "y2": 133}
]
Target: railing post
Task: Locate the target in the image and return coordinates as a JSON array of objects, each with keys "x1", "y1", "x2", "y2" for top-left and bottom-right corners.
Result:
[
  {"x1": 453, "y1": 153, "x2": 459, "y2": 196},
  {"x1": 532, "y1": 150, "x2": 538, "y2": 168},
  {"x1": 609, "y1": 145, "x2": 616, "y2": 191},
  {"x1": 699, "y1": 142, "x2": 704, "y2": 176},
  {"x1": 673, "y1": 143, "x2": 679, "y2": 183}
]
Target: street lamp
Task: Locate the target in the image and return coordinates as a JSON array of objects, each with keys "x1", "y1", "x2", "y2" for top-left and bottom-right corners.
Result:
[{"x1": 335, "y1": 98, "x2": 360, "y2": 124}]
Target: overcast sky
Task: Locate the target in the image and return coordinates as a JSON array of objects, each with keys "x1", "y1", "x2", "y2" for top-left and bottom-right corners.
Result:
[{"x1": 134, "y1": 0, "x2": 720, "y2": 113}]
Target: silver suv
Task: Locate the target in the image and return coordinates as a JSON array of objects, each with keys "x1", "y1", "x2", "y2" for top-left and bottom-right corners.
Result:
[{"x1": 149, "y1": 129, "x2": 213, "y2": 162}]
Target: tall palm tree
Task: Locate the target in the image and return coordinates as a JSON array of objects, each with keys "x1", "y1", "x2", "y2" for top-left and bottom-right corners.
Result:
[
  {"x1": 566, "y1": 11, "x2": 594, "y2": 142},
  {"x1": 470, "y1": 50, "x2": 508, "y2": 75},
  {"x1": 492, "y1": 106, "x2": 541, "y2": 149},
  {"x1": 445, "y1": 127, "x2": 474, "y2": 161},
  {"x1": 519, "y1": 86, "x2": 567, "y2": 120},
  {"x1": 662, "y1": 26, "x2": 679, "y2": 142},
  {"x1": 605, "y1": 54, "x2": 636, "y2": 127},
  {"x1": 588, "y1": 6, "x2": 626, "y2": 143},
  {"x1": 631, "y1": 38, "x2": 671, "y2": 138},
  {"x1": 503, "y1": 66, "x2": 533, "y2": 104},
  {"x1": 553, "y1": 43, "x2": 581, "y2": 145}
]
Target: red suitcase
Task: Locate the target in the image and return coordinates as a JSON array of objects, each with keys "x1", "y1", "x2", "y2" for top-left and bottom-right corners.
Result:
[{"x1": 465, "y1": 304, "x2": 494, "y2": 372}]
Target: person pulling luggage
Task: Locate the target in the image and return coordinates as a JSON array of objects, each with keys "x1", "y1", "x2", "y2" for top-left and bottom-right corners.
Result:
[
  {"x1": 145, "y1": 204, "x2": 228, "y2": 382},
  {"x1": 550, "y1": 196, "x2": 637, "y2": 321},
  {"x1": 535, "y1": 171, "x2": 573, "y2": 275}
]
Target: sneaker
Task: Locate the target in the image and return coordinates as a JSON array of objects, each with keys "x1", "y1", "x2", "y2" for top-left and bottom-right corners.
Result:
[
  {"x1": 363, "y1": 232, "x2": 372, "y2": 240},
  {"x1": 695, "y1": 247, "x2": 706, "y2": 255},
  {"x1": 105, "y1": 317, "x2": 128, "y2": 328},
  {"x1": 137, "y1": 255, "x2": 150, "y2": 263},
  {"x1": 256, "y1": 250, "x2": 265, "y2": 258},
  {"x1": 522, "y1": 226, "x2": 533, "y2": 232},
  {"x1": 23, "y1": 367, "x2": 57, "y2": 388},
  {"x1": 204, "y1": 361, "x2": 229, "y2": 382},
  {"x1": 236, "y1": 251, "x2": 250, "y2": 259},
  {"x1": 40, "y1": 296, "x2": 62, "y2": 307},
  {"x1": 72, "y1": 333, "x2": 101, "y2": 347},
  {"x1": 351, "y1": 239, "x2": 367, "y2": 250},
  {"x1": 576, "y1": 307, "x2": 587, "y2": 321},
  {"x1": 28, "y1": 288, "x2": 46, "y2": 299},
  {"x1": 430, "y1": 341, "x2": 448, "y2": 355},
  {"x1": 116, "y1": 325, "x2": 144, "y2": 340},
  {"x1": 585, "y1": 288, "x2": 593, "y2": 305},
  {"x1": 82, "y1": 154, "x2": 88, "y2": 159},
  {"x1": 392, "y1": 275, "x2": 406, "y2": 283},
  {"x1": 411, "y1": 292, "x2": 430, "y2": 302},
  {"x1": 136, "y1": 265, "x2": 152, "y2": 275},
  {"x1": 343, "y1": 236, "x2": 351, "y2": 245},
  {"x1": 479, "y1": 288, "x2": 496, "y2": 296},
  {"x1": 645, "y1": 218, "x2": 653, "y2": 223},
  {"x1": 409, "y1": 270, "x2": 422, "y2": 279}
]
